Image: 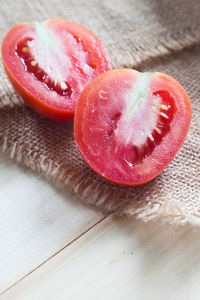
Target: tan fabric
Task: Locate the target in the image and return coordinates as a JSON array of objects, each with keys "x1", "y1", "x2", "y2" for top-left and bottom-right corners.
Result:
[{"x1": 0, "y1": 0, "x2": 200, "y2": 226}]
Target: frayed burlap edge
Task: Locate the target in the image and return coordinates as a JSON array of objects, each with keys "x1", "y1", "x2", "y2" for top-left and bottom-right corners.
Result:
[{"x1": 0, "y1": 130, "x2": 199, "y2": 229}]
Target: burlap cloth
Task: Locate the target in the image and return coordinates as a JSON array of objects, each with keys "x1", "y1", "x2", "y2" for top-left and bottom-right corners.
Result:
[{"x1": 0, "y1": 0, "x2": 200, "y2": 226}]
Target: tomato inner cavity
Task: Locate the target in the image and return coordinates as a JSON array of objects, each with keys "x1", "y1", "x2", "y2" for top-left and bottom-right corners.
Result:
[
  {"x1": 108, "y1": 74, "x2": 177, "y2": 166},
  {"x1": 132, "y1": 90, "x2": 176, "y2": 164},
  {"x1": 15, "y1": 21, "x2": 95, "y2": 99},
  {"x1": 16, "y1": 37, "x2": 72, "y2": 97}
]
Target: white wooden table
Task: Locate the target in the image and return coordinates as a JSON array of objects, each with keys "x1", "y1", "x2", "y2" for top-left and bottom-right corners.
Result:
[{"x1": 0, "y1": 153, "x2": 200, "y2": 300}]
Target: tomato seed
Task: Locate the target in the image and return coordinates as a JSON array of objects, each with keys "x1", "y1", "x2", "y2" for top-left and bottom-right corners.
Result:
[
  {"x1": 149, "y1": 134, "x2": 154, "y2": 142},
  {"x1": 160, "y1": 112, "x2": 169, "y2": 119},
  {"x1": 31, "y1": 60, "x2": 37, "y2": 66},
  {"x1": 155, "y1": 126, "x2": 162, "y2": 134},
  {"x1": 161, "y1": 104, "x2": 169, "y2": 110},
  {"x1": 22, "y1": 47, "x2": 29, "y2": 53}
]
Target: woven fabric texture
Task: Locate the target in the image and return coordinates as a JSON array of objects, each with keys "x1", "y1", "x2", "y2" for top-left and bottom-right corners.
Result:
[{"x1": 0, "y1": 0, "x2": 199, "y2": 226}]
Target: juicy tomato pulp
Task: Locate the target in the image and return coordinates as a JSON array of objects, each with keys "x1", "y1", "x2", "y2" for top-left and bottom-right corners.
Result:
[
  {"x1": 1, "y1": 19, "x2": 111, "y2": 121},
  {"x1": 74, "y1": 69, "x2": 192, "y2": 186}
]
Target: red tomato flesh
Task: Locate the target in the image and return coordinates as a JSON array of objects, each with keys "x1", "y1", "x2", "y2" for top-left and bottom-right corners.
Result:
[
  {"x1": 1, "y1": 19, "x2": 111, "y2": 121},
  {"x1": 74, "y1": 69, "x2": 192, "y2": 186}
]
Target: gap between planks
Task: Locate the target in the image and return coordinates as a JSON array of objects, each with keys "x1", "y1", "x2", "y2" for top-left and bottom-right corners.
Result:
[{"x1": 0, "y1": 212, "x2": 112, "y2": 297}]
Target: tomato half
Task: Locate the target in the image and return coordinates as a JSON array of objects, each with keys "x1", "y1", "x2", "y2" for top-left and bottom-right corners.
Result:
[
  {"x1": 74, "y1": 69, "x2": 192, "y2": 186},
  {"x1": 1, "y1": 19, "x2": 111, "y2": 121}
]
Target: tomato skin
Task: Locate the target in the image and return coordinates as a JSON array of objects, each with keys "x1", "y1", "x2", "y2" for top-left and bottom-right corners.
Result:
[
  {"x1": 2, "y1": 58, "x2": 74, "y2": 121},
  {"x1": 74, "y1": 69, "x2": 192, "y2": 186},
  {"x1": 1, "y1": 20, "x2": 111, "y2": 121}
]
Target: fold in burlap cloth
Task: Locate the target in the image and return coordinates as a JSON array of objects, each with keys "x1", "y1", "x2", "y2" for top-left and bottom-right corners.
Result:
[{"x1": 0, "y1": 0, "x2": 200, "y2": 226}]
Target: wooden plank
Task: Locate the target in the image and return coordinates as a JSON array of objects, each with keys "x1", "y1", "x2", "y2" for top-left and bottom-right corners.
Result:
[
  {"x1": 2, "y1": 213, "x2": 200, "y2": 300},
  {"x1": 0, "y1": 154, "x2": 106, "y2": 293}
]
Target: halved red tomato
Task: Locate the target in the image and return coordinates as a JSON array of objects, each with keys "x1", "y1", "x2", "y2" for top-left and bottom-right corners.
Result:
[
  {"x1": 74, "y1": 69, "x2": 192, "y2": 186},
  {"x1": 1, "y1": 19, "x2": 111, "y2": 121}
]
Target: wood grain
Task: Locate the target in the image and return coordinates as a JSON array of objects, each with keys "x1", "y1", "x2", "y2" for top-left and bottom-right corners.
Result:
[
  {"x1": 1, "y1": 154, "x2": 200, "y2": 300},
  {"x1": 0, "y1": 154, "x2": 106, "y2": 293},
  {"x1": 2, "y1": 214, "x2": 200, "y2": 300}
]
